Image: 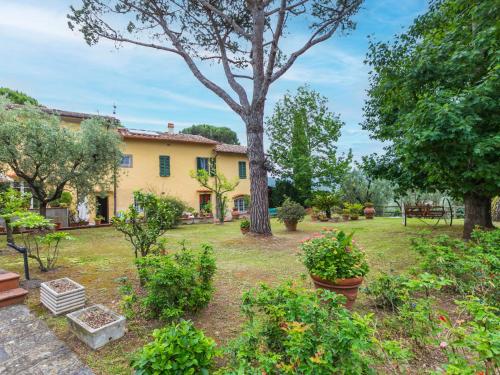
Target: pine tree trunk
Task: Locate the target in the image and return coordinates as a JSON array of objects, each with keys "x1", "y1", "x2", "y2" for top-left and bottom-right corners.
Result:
[
  {"x1": 463, "y1": 193, "x2": 494, "y2": 239},
  {"x1": 246, "y1": 110, "x2": 272, "y2": 236}
]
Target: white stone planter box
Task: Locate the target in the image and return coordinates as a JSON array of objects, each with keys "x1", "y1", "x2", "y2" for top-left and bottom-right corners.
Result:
[
  {"x1": 67, "y1": 305, "x2": 126, "y2": 350},
  {"x1": 40, "y1": 278, "x2": 85, "y2": 315}
]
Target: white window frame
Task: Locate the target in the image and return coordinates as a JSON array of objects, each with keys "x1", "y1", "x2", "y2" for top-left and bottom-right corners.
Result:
[{"x1": 234, "y1": 197, "x2": 247, "y2": 212}]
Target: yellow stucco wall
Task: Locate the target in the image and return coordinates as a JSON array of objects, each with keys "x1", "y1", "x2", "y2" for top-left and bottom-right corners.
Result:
[{"x1": 117, "y1": 138, "x2": 250, "y2": 212}]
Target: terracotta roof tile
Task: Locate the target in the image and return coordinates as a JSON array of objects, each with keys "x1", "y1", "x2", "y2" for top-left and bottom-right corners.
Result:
[
  {"x1": 118, "y1": 128, "x2": 218, "y2": 145},
  {"x1": 215, "y1": 143, "x2": 247, "y2": 154}
]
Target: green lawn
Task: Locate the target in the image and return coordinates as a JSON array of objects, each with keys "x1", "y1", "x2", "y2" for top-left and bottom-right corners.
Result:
[{"x1": 0, "y1": 217, "x2": 465, "y2": 374}]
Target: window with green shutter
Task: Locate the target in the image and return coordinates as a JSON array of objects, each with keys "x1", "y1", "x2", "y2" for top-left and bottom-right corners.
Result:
[
  {"x1": 238, "y1": 161, "x2": 247, "y2": 179},
  {"x1": 159, "y1": 155, "x2": 170, "y2": 177},
  {"x1": 196, "y1": 157, "x2": 209, "y2": 172}
]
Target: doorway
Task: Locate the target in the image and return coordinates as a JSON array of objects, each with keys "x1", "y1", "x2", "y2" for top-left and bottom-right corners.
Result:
[{"x1": 96, "y1": 196, "x2": 109, "y2": 223}]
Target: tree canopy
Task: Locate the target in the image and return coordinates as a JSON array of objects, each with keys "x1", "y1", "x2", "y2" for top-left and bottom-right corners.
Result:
[
  {"x1": 0, "y1": 88, "x2": 38, "y2": 105},
  {"x1": 68, "y1": 0, "x2": 362, "y2": 236},
  {"x1": 363, "y1": 0, "x2": 499, "y2": 238},
  {"x1": 181, "y1": 124, "x2": 240, "y2": 145},
  {"x1": 267, "y1": 86, "x2": 351, "y2": 204},
  {"x1": 0, "y1": 98, "x2": 123, "y2": 216}
]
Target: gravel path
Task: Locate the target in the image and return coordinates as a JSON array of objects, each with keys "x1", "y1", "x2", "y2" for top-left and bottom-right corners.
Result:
[{"x1": 0, "y1": 304, "x2": 93, "y2": 375}]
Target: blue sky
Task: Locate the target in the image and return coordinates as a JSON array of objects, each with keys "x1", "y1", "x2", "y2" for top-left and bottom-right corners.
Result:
[{"x1": 0, "y1": 0, "x2": 427, "y2": 158}]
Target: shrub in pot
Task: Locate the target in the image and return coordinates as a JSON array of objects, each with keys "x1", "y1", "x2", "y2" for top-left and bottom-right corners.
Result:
[
  {"x1": 240, "y1": 218, "x2": 250, "y2": 234},
  {"x1": 300, "y1": 228, "x2": 369, "y2": 308},
  {"x1": 94, "y1": 215, "x2": 104, "y2": 225},
  {"x1": 277, "y1": 197, "x2": 306, "y2": 231},
  {"x1": 347, "y1": 203, "x2": 363, "y2": 220},
  {"x1": 364, "y1": 202, "x2": 376, "y2": 219},
  {"x1": 131, "y1": 320, "x2": 218, "y2": 375},
  {"x1": 342, "y1": 208, "x2": 350, "y2": 221},
  {"x1": 331, "y1": 213, "x2": 341, "y2": 222}
]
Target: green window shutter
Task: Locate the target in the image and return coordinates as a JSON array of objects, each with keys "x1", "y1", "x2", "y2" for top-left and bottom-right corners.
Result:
[
  {"x1": 196, "y1": 157, "x2": 203, "y2": 171},
  {"x1": 239, "y1": 161, "x2": 247, "y2": 179},
  {"x1": 209, "y1": 158, "x2": 217, "y2": 176},
  {"x1": 159, "y1": 155, "x2": 170, "y2": 177}
]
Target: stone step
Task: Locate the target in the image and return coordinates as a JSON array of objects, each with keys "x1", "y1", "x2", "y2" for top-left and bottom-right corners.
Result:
[
  {"x1": 0, "y1": 272, "x2": 20, "y2": 293},
  {"x1": 0, "y1": 288, "x2": 28, "y2": 308}
]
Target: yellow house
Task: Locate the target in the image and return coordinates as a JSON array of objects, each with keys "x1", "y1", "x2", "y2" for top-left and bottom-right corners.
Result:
[{"x1": 4, "y1": 108, "x2": 250, "y2": 224}]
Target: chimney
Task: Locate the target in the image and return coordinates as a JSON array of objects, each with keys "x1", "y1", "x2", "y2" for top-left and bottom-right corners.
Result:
[{"x1": 167, "y1": 122, "x2": 175, "y2": 134}]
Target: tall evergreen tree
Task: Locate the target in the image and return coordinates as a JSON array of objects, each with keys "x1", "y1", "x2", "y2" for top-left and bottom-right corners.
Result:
[{"x1": 267, "y1": 86, "x2": 351, "y2": 204}]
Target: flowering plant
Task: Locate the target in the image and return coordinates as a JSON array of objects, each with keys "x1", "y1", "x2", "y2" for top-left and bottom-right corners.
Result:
[{"x1": 300, "y1": 229, "x2": 369, "y2": 280}]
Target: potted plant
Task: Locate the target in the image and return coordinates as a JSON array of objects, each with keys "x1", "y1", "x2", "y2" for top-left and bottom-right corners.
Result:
[
  {"x1": 342, "y1": 208, "x2": 350, "y2": 221},
  {"x1": 232, "y1": 207, "x2": 240, "y2": 220},
  {"x1": 310, "y1": 208, "x2": 320, "y2": 222},
  {"x1": 300, "y1": 229, "x2": 369, "y2": 309},
  {"x1": 317, "y1": 212, "x2": 329, "y2": 222},
  {"x1": 277, "y1": 198, "x2": 306, "y2": 232},
  {"x1": 240, "y1": 218, "x2": 250, "y2": 234},
  {"x1": 348, "y1": 203, "x2": 363, "y2": 220},
  {"x1": 94, "y1": 215, "x2": 105, "y2": 225},
  {"x1": 0, "y1": 226, "x2": 5, "y2": 233},
  {"x1": 364, "y1": 202, "x2": 376, "y2": 219},
  {"x1": 331, "y1": 213, "x2": 341, "y2": 223}
]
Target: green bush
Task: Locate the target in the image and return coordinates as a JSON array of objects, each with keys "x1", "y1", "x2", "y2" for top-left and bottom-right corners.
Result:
[
  {"x1": 161, "y1": 195, "x2": 188, "y2": 226},
  {"x1": 50, "y1": 191, "x2": 73, "y2": 207},
  {"x1": 277, "y1": 197, "x2": 306, "y2": 223},
  {"x1": 240, "y1": 218, "x2": 250, "y2": 229},
  {"x1": 412, "y1": 229, "x2": 499, "y2": 304},
  {"x1": 112, "y1": 191, "x2": 183, "y2": 257},
  {"x1": 364, "y1": 272, "x2": 410, "y2": 312},
  {"x1": 221, "y1": 281, "x2": 376, "y2": 374},
  {"x1": 300, "y1": 228, "x2": 369, "y2": 280},
  {"x1": 135, "y1": 244, "x2": 216, "y2": 320},
  {"x1": 131, "y1": 320, "x2": 218, "y2": 375}
]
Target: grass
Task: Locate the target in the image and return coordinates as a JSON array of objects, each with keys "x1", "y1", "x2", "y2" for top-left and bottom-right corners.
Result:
[{"x1": 0, "y1": 217, "x2": 465, "y2": 374}]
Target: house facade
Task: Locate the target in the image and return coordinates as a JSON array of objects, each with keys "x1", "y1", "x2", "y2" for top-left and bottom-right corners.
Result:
[{"x1": 4, "y1": 108, "x2": 250, "y2": 224}]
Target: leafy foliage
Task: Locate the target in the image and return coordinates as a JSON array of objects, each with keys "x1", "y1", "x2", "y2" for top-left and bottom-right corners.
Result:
[
  {"x1": 131, "y1": 320, "x2": 218, "y2": 375},
  {"x1": 308, "y1": 191, "x2": 340, "y2": 218},
  {"x1": 221, "y1": 281, "x2": 376, "y2": 374},
  {"x1": 0, "y1": 87, "x2": 38, "y2": 105},
  {"x1": 363, "y1": 272, "x2": 410, "y2": 312},
  {"x1": 340, "y1": 167, "x2": 394, "y2": 209},
  {"x1": 276, "y1": 197, "x2": 306, "y2": 223},
  {"x1": 0, "y1": 98, "x2": 122, "y2": 214},
  {"x1": 10, "y1": 212, "x2": 73, "y2": 271},
  {"x1": 112, "y1": 191, "x2": 182, "y2": 258},
  {"x1": 135, "y1": 244, "x2": 216, "y2": 320},
  {"x1": 0, "y1": 188, "x2": 31, "y2": 242},
  {"x1": 240, "y1": 218, "x2": 250, "y2": 230},
  {"x1": 412, "y1": 229, "x2": 499, "y2": 304},
  {"x1": 300, "y1": 228, "x2": 369, "y2": 280},
  {"x1": 363, "y1": 0, "x2": 500, "y2": 236},
  {"x1": 191, "y1": 167, "x2": 239, "y2": 224},
  {"x1": 267, "y1": 86, "x2": 351, "y2": 203},
  {"x1": 181, "y1": 124, "x2": 240, "y2": 145}
]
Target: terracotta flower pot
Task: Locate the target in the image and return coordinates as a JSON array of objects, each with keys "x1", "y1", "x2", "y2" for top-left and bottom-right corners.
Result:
[
  {"x1": 284, "y1": 220, "x2": 298, "y2": 231},
  {"x1": 364, "y1": 206, "x2": 375, "y2": 219},
  {"x1": 54, "y1": 222, "x2": 62, "y2": 230},
  {"x1": 342, "y1": 215, "x2": 350, "y2": 222},
  {"x1": 94, "y1": 220, "x2": 102, "y2": 226},
  {"x1": 310, "y1": 274, "x2": 363, "y2": 309},
  {"x1": 350, "y1": 215, "x2": 359, "y2": 221},
  {"x1": 240, "y1": 227, "x2": 249, "y2": 235},
  {"x1": 232, "y1": 211, "x2": 240, "y2": 220}
]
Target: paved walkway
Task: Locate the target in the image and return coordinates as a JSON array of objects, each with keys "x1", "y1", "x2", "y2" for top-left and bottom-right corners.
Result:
[{"x1": 0, "y1": 304, "x2": 93, "y2": 375}]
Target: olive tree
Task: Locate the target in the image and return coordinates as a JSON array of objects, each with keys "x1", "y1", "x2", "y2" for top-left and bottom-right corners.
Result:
[
  {"x1": 0, "y1": 98, "x2": 123, "y2": 216},
  {"x1": 68, "y1": 0, "x2": 362, "y2": 235}
]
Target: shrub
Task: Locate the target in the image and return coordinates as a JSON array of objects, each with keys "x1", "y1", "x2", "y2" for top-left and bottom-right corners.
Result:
[
  {"x1": 277, "y1": 197, "x2": 306, "y2": 223},
  {"x1": 221, "y1": 281, "x2": 376, "y2": 374},
  {"x1": 345, "y1": 203, "x2": 363, "y2": 218},
  {"x1": 364, "y1": 272, "x2": 410, "y2": 312},
  {"x1": 300, "y1": 228, "x2": 369, "y2": 280},
  {"x1": 412, "y1": 229, "x2": 499, "y2": 304},
  {"x1": 112, "y1": 191, "x2": 182, "y2": 258},
  {"x1": 50, "y1": 191, "x2": 73, "y2": 208},
  {"x1": 131, "y1": 320, "x2": 218, "y2": 375},
  {"x1": 161, "y1": 195, "x2": 187, "y2": 226},
  {"x1": 10, "y1": 212, "x2": 73, "y2": 271},
  {"x1": 135, "y1": 244, "x2": 216, "y2": 320},
  {"x1": 240, "y1": 218, "x2": 250, "y2": 230},
  {"x1": 437, "y1": 297, "x2": 499, "y2": 373}
]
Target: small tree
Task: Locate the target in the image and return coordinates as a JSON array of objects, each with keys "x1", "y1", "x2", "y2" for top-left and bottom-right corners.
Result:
[
  {"x1": 181, "y1": 124, "x2": 240, "y2": 145},
  {"x1": 112, "y1": 191, "x2": 181, "y2": 258},
  {"x1": 0, "y1": 188, "x2": 31, "y2": 243},
  {"x1": 0, "y1": 98, "x2": 123, "y2": 216},
  {"x1": 309, "y1": 191, "x2": 341, "y2": 219},
  {"x1": 191, "y1": 168, "x2": 239, "y2": 224},
  {"x1": 10, "y1": 212, "x2": 73, "y2": 272}
]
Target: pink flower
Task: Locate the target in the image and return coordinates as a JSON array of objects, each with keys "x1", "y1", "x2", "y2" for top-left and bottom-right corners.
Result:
[{"x1": 439, "y1": 342, "x2": 447, "y2": 349}]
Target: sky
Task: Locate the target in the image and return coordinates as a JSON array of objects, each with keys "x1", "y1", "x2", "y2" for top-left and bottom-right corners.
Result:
[{"x1": 0, "y1": 0, "x2": 428, "y2": 159}]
